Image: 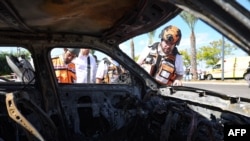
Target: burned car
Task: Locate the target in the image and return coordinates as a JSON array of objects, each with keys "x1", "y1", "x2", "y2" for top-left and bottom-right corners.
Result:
[{"x1": 0, "y1": 0, "x2": 250, "y2": 141}]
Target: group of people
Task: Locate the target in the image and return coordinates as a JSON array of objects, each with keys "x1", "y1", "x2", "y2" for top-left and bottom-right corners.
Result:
[
  {"x1": 51, "y1": 25, "x2": 250, "y2": 88},
  {"x1": 52, "y1": 25, "x2": 184, "y2": 86},
  {"x1": 52, "y1": 48, "x2": 125, "y2": 84}
]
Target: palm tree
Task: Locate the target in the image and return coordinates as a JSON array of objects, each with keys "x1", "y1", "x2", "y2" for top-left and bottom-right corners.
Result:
[
  {"x1": 180, "y1": 11, "x2": 198, "y2": 80},
  {"x1": 148, "y1": 30, "x2": 156, "y2": 45},
  {"x1": 130, "y1": 38, "x2": 135, "y2": 60}
]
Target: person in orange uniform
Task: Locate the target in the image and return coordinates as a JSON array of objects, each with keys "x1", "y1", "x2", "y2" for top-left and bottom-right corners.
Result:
[{"x1": 52, "y1": 48, "x2": 80, "y2": 83}]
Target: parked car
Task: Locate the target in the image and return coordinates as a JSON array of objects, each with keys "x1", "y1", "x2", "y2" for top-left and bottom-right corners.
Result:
[{"x1": 0, "y1": 0, "x2": 250, "y2": 141}]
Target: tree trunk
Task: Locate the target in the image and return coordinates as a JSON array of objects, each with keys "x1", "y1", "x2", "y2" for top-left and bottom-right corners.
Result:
[
  {"x1": 190, "y1": 30, "x2": 198, "y2": 80},
  {"x1": 130, "y1": 38, "x2": 135, "y2": 60}
]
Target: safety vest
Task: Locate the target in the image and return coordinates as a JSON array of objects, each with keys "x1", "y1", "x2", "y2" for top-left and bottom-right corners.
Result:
[
  {"x1": 141, "y1": 42, "x2": 177, "y2": 86},
  {"x1": 52, "y1": 56, "x2": 76, "y2": 83},
  {"x1": 102, "y1": 58, "x2": 124, "y2": 84}
]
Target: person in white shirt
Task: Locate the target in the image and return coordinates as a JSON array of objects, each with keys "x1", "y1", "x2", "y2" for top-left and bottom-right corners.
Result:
[
  {"x1": 137, "y1": 25, "x2": 184, "y2": 86},
  {"x1": 74, "y1": 49, "x2": 97, "y2": 83},
  {"x1": 96, "y1": 57, "x2": 123, "y2": 84}
]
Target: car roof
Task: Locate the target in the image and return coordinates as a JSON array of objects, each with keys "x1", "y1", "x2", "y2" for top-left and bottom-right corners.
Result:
[
  {"x1": 0, "y1": 0, "x2": 181, "y2": 44},
  {"x1": 0, "y1": 0, "x2": 249, "y2": 54}
]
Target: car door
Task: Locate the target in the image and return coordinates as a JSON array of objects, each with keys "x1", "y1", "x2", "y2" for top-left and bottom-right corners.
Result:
[{"x1": 50, "y1": 47, "x2": 145, "y2": 139}]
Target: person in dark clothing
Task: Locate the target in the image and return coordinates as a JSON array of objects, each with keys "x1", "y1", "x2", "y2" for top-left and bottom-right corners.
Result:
[{"x1": 245, "y1": 61, "x2": 250, "y2": 88}]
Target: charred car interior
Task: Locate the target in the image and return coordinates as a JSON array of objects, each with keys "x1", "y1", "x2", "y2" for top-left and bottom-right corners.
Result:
[{"x1": 0, "y1": 0, "x2": 250, "y2": 141}]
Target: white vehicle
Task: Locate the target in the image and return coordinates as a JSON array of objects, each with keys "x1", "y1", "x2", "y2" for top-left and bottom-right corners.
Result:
[{"x1": 206, "y1": 56, "x2": 250, "y2": 80}]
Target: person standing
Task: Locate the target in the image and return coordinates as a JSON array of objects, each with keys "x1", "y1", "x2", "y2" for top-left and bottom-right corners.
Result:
[
  {"x1": 52, "y1": 48, "x2": 79, "y2": 83},
  {"x1": 95, "y1": 57, "x2": 124, "y2": 84},
  {"x1": 74, "y1": 49, "x2": 97, "y2": 83},
  {"x1": 185, "y1": 68, "x2": 191, "y2": 81},
  {"x1": 137, "y1": 25, "x2": 184, "y2": 86},
  {"x1": 245, "y1": 61, "x2": 250, "y2": 88}
]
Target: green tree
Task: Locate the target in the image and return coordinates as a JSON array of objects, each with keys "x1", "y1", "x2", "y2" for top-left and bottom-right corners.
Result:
[
  {"x1": 180, "y1": 11, "x2": 198, "y2": 80},
  {"x1": 197, "y1": 39, "x2": 237, "y2": 67},
  {"x1": 179, "y1": 49, "x2": 190, "y2": 68},
  {"x1": 134, "y1": 55, "x2": 139, "y2": 62},
  {"x1": 0, "y1": 52, "x2": 12, "y2": 75}
]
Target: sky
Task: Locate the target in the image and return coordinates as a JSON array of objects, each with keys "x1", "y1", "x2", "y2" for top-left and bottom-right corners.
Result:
[{"x1": 118, "y1": 0, "x2": 250, "y2": 69}]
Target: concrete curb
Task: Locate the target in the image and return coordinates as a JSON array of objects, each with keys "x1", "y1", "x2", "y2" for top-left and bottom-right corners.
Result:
[{"x1": 183, "y1": 80, "x2": 248, "y2": 85}]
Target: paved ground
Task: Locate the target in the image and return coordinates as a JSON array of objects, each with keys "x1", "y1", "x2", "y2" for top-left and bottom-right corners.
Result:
[
  {"x1": 183, "y1": 79, "x2": 248, "y2": 85},
  {"x1": 183, "y1": 79, "x2": 250, "y2": 98}
]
